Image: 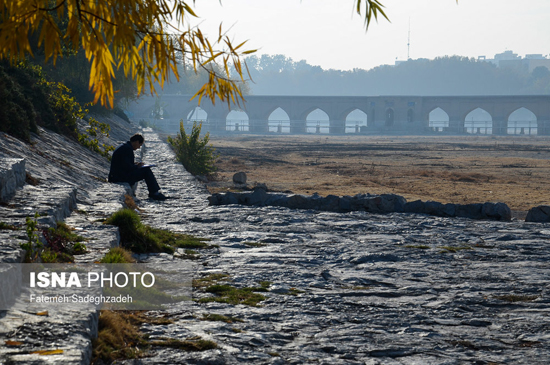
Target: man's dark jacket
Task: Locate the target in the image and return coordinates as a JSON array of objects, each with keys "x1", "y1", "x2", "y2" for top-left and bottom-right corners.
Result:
[{"x1": 108, "y1": 141, "x2": 138, "y2": 183}]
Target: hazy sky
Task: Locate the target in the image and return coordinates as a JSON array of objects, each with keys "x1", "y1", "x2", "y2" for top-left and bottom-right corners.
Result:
[{"x1": 189, "y1": 0, "x2": 550, "y2": 71}]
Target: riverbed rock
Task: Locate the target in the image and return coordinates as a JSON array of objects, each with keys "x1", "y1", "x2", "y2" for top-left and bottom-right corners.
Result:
[
  {"x1": 525, "y1": 205, "x2": 550, "y2": 222},
  {"x1": 233, "y1": 171, "x2": 247, "y2": 185}
]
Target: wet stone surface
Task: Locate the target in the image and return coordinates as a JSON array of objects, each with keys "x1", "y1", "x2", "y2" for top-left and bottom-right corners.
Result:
[{"x1": 123, "y1": 132, "x2": 550, "y2": 364}]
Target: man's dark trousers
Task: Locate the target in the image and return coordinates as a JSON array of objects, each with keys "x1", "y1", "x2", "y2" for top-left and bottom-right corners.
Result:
[{"x1": 127, "y1": 167, "x2": 160, "y2": 194}]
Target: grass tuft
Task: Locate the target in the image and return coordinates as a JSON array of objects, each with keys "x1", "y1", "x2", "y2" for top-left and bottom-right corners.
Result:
[
  {"x1": 201, "y1": 313, "x2": 244, "y2": 323},
  {"x1": 100, "y1": 247, "x2": 135, "y2": 263},
  {"x1": 105, "y1": 208, "x2": 210, "y2": 253},
  {"x1": 149, "y1": 338, "x2": 217, "y2": 351},
  {"x1": 0, "y1": 222, "x2": 18, "y2": 230},
  {"x1": 199, "y1": 284, "x2": 267, "y2": 307},
  {"x1": 494, "y1": 294, "x2": 538, "y2": 302},
  {"x1": 405, "y1": 245, "x2": 430, "y2": 249},
  {"x1": 439, "y1": 246, "x2": 472, "y2": 253}
]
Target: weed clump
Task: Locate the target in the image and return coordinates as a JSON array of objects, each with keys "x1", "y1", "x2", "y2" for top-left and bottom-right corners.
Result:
[
  {"x1": 100, "y1": 247, "x2": 135, "y2": 263},
  {"x1": 494, "y1": 294, "x2": 539, "y2": 302},
  {"x1": 92, "y1": 311, "x2": 214, "y2": 363},
  {"x1": 193, "y1": 274, "x2": 268, "y2": 306},
  {"x1": 0, "y1": 222, "x2": 18, "y2": 230},
  {"x1": 93, "y1": 311, "x2": 145, "y2": 362},
  {"x1": 201, "y1": 313, "x2": 244, "y2": 323},
  {"x1": 149, "y1": 338, "x2": 217, "y2": 351},
  {"x1": 200, "y1": 284, "x2": 268, "y2": 307},
  {"x1": 105, "y1": 208, "x2": 210, "y2": 253},
  {"x1": 39, "y1": 221, "x2": 88, "y2": 262}
]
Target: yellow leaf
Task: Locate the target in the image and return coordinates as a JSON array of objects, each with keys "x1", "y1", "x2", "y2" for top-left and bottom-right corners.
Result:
[
  {"x1": 31, "y1": 349, "x2": 64, "y2": 356},
  {"x1": 5, "y1": 340, "x2": 23, "y2": 346}
]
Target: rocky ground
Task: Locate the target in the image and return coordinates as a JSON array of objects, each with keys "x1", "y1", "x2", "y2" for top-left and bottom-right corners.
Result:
[
  {"x1": 126, "y1": 132, "x2": 550, "y2": 364},
  {"x1": 1, "y1": 122, "x2": 550, "y2": 364}
]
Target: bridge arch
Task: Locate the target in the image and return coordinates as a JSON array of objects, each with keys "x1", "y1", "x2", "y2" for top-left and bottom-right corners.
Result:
[
  {"x1": 268, "y1": 107, "x2": 290, "y2": 133},
  {"x1": 226, "y1": 110, "x2": 249, "y2": 132},
  {"x1": 465, "y1": 108, "x2": 492, "y2": 134},
  {"x1": 429, "y1": 107, "x2": 450, "y2": 132},
  {"x1": 508, "y1": 107, "x2": 537, "y2": 135},
  {"x1": 306, "y1": 108, "x2": 330, "y2": 134},
  {"x1": 345, "y1": 109, "x2": 368, "y2": 133},
  {"x1": 187, "y1": 106, "x2": 207, "y2": 123}
]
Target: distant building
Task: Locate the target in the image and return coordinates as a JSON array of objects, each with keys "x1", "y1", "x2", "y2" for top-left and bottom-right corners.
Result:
[{"x1": 478, "y1": 51, "x2": 550, "y2": 73}]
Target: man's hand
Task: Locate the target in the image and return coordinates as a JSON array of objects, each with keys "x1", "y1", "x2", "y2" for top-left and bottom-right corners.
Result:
[{"x1": 136, "y1": 162, "x2": 145, "y2": 167}]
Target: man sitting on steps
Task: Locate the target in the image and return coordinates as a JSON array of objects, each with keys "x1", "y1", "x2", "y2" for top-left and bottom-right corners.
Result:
[{"x1": 108, "y1": 133, "x2": 167, "y2": 200}]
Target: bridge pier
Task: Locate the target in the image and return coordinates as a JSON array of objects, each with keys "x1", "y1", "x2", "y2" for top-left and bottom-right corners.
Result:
[
  {"x1": 290, "y1": 120, "x2": 306, "y2": 134},
  {"x1": 492, "y1": 118, "x2": 507, "y2": 135},
  {"x1": 538, "y1": 118, "x2": 550, "y2": 135},
  {"x1": 448, "y1": 118, "x2": 465, "y2": 134},
  {"x1": 329, "y1": 120, "x2": 346, "y2": 134}
]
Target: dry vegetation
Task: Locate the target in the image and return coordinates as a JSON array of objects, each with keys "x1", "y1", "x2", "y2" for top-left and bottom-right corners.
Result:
[{"x1": 207, "y1": 134, "x2": 550, "y2": 219}]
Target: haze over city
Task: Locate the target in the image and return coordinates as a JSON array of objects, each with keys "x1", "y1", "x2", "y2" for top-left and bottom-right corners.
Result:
[{"x1": 191, "y1": 0, "x2": 550, "y2": 71}]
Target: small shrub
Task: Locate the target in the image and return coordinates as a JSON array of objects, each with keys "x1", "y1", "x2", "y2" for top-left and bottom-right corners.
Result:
[
  {"x1": 40, "y1": 248, "x2": 58, "y2": 263},
  {"x1": 40, "y1": 222, "x2": 88, "y2": 262},
  {"x1": 20, "y1": 213, "x2": 42, "y2": 263},
  {"x1": 168, "y1": 121, "x2": 217, "y2": 176}
]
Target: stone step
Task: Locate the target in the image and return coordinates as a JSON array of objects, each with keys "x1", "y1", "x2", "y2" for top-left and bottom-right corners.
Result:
[
  {"x1": 0, "y1": 158, "x2": 26, "y2": 203},
  {"x1": 0, "y1": 182, "x2": 127, "y2": 364}
]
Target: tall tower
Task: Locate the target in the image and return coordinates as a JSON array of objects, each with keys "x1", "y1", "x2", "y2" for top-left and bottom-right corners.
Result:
[{"x1": 407, "y1": 18, "x2": 411, "y2": 60}]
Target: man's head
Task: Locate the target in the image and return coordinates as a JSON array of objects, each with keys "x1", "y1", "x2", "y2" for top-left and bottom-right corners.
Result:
[{"x1": 130, "y1": 133, "x2": 144, "y2": 150}]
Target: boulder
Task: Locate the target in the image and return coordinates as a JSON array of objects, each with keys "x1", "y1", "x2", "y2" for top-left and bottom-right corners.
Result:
[
  {"x1": 482, "y1": 202, "x2": 512, "y2": 221},
  {"x1": 233, "y1": 172, "x2": 247, "y2": 185},
  {"x1": 245, "y1": 187, "x2": 269, "y2": 206},
  {"x1": 525, "y1": 205, "x2": 550, "y2": 222}
]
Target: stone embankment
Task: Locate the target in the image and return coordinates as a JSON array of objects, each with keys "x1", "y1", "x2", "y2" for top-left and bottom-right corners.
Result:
[
  {"x1": 2, "y1": 121, "x2": 550, "y2": 364},
  {"x1": 0, "y1": 116, "x2": 135, "y2": 364}
]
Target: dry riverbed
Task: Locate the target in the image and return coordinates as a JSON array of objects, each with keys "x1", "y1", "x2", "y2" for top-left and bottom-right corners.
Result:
[{"x1": 207, "y1": 134, "x2": 550, "y2": 219}]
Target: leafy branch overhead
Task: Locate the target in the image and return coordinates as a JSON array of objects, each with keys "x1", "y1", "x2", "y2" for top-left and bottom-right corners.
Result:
[
  {"x1": 0, "y1": 0, "x2": 256, "y2": 107},
  {"x1": 0, "y1": 1, "x2": 402, "y2": 107}
]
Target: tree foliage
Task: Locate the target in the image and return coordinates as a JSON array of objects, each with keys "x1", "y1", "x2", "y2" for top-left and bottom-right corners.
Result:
[
  {"x1": 242, "y1": 54, "x2": 548, "y2": 96},
  {"x1": 0, "y1": 1, "x2": 392, "y2": 108},
  {"x1": 0, "y1": 0, "x2": 257, "y2": 108},
  {"x1": 167, "y1": 121, "x2": 217, "y2": 176}
]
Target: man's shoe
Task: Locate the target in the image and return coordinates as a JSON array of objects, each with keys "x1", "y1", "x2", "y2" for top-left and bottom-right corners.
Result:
[{"x1": 149, "y1": 192, "x2": 167, "y2": 200}]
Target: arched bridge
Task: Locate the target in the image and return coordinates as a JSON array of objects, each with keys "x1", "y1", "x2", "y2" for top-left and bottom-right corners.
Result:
[{"x1": 127, "y1": 94, "x2": 550, "y2": 135}]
